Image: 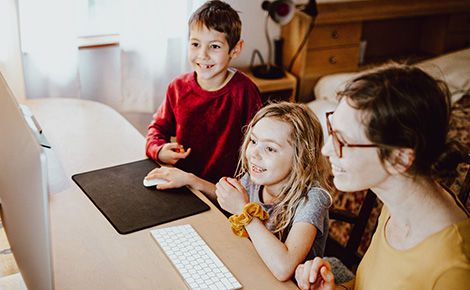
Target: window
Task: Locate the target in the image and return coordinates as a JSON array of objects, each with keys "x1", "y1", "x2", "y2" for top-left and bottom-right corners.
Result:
[{"x1": 77, "y1": 0, "x2": 123, "y2": 47}]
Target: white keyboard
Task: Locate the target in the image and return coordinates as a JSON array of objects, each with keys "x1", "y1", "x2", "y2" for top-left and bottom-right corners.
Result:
[{"x1": 151, "y1": 224, "x2": 243, "y2": 290}]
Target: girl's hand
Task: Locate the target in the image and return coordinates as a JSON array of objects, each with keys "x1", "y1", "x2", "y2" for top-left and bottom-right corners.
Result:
[
  {"x1": 296, "y1": 257, "x2": 335, "y2": 290},
  {"x1": 145, "y1": 166, "x2": 191, "y2": 190},
  {"x1": 215, "y1": 177, "x2": 249, "y2": 214},
  {"x1": 157, "y1": 142, "x2": 191, "y2": 165}
]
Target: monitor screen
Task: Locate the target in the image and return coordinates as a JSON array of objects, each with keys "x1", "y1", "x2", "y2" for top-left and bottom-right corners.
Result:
[{"x1": 0, "y1": 71, "x2": 54, "y2": 289}]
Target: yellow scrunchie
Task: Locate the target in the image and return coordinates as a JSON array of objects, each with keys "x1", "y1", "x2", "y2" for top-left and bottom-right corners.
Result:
[{"x1": 229, "y1": 202, "x2": 269, "y2": 237}]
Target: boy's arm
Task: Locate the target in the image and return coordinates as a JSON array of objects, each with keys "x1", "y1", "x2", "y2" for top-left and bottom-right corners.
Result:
[{"x1": 145, "y1": 95, "x2": 176, "y2": 161}]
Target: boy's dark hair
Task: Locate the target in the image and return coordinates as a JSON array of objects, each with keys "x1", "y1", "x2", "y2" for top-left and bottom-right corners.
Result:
[{"x1": 188, "y1": 0, "x2": 241, "y2": 52}]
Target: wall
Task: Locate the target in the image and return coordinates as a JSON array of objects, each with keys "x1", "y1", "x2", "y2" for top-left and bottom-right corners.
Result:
[
  {"x1": 226, "y1": 0, "x2": 308, "y2": 67},
  {"x1": 228, "y1": 0, "x2": 281, "y2": 67}
]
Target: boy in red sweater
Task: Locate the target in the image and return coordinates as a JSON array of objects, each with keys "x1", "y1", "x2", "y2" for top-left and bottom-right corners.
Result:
[{"x1": 145, "y1": 0, "x2": 261, "y2": 204}]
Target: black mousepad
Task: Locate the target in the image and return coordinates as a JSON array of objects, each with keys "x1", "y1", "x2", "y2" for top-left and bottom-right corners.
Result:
[{"x1": 72, "y1": 158, "x2": 210, "y2": 234}]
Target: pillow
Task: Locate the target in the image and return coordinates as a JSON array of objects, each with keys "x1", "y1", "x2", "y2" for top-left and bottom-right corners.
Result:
[
  {"x1": 313, "y1": 72, "x2": 359, "y2": 103},
  {"x1": 313, "y1": 48, "x2": 470, "y2": 104},
  {"x1": 416, "y1": 48, "x2": 470, "y2": 103}
]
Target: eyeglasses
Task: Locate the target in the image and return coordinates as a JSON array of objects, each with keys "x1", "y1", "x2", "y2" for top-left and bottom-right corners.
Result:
[{"x1": 325, "y1": 111, "x2": 381, "y2": 158}]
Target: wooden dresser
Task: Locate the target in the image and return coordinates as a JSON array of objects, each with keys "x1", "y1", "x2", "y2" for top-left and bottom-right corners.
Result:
[{"x1": 282, "y1": 0, "x2": 470, "y2": 102}]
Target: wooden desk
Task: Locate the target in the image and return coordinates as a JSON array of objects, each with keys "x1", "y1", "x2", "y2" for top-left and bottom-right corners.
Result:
[
  {"x1": 22, "y1": 99, "x2": 296, "y2": 289},
  {"x1": 282, "y1": 0, "x2": 470, "y2": 102}
]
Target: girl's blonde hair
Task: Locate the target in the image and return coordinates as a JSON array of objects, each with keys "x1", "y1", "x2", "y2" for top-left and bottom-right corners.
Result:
[{"x1": 236, "y1": 102, "x2": 331, "y2": 241}]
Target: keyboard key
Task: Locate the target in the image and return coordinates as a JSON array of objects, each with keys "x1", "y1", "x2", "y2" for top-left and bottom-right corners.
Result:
[{"x1": 151, "y1": 224, "x2": 242, "y2": 290}]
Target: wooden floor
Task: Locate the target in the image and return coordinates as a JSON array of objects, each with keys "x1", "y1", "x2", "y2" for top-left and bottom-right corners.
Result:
[{"x1": 0, "y1": 217, "x2": 20, "y2": 278}]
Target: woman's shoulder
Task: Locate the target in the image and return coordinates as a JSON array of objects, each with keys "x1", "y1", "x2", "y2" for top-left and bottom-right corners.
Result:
[
  {"x1": 422, "y1": 218, "x2": 470, "y2": 283},
  {"x1": 451, "y1": 217, "x2": 470, "y2": 246}
]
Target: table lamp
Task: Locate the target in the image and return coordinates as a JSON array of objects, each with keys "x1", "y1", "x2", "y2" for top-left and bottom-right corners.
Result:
[{"x1": 251, "y1": 0, "x2": 295, "y2": 79}]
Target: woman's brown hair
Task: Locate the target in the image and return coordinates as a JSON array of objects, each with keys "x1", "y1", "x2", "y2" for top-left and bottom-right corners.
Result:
[{"x1": 338, "y1": 63, "x2": 464, "y2": 180}]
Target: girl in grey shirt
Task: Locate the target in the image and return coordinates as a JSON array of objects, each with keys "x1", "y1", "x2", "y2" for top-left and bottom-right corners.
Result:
[{"x1": 216, "y1": 102, "x2": 332, "y2": 281}]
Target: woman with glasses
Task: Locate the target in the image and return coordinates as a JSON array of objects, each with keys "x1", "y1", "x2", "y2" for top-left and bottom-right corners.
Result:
[{"x1": 296, "y1": 63, "x2": 470, "y2": 290}]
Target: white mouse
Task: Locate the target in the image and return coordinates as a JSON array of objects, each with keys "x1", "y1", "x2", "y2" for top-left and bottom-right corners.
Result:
[{"x1": 143, "y1": 178, "x2": 168, "y2": 187}]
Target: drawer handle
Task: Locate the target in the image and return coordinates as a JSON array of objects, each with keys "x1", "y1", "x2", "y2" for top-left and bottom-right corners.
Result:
[
  {"x1": 331, "y1": 31, "x2": 339, "y2": 39},
  {"x1": 329, "y1": 57, "x2": 337, "y2": 64}
]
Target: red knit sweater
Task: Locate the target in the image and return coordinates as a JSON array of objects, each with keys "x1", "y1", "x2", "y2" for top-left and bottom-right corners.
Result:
[{"x1": 146, "y1": 70, "x2": 261, "y2": 183}]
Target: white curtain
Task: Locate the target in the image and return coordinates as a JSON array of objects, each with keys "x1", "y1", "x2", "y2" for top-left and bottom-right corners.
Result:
[
  {"x1": 18, "y1": 0, "x2": 204, "y2": 113},
  {"x1": 119, "y1": 0, "x2": 205, "y2": 112},
  {"x1": 19, "y1": 0, "x2": 81, "y2": 100}
]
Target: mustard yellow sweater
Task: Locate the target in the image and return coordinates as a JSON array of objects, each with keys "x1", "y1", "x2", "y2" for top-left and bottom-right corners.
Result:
[{"x1": 342, "y1": 206, "x2": 470, "y2": 290}]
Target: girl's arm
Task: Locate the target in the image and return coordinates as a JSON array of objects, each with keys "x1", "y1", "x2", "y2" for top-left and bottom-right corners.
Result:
[
  {"x1": 145, "y1": 166, "x2": 217, "y2": 203},
  {"x1": 215, "y1": 177, "x2": 317, "y2": 281},
  {"x1": 245, "y1": 219, "x2": 317, "y2": 281}
]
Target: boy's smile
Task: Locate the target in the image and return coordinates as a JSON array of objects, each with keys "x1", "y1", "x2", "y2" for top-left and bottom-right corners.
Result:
[{"x1": 188, "y1": 25, "x2": 242, "y2": 91}]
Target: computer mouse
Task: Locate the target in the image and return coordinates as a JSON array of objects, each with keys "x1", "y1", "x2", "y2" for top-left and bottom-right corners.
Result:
[{"x1": 143, "y1": 178, "x2": 168, "y2": 187}]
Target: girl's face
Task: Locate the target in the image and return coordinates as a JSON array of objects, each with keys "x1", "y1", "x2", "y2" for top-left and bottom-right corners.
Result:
[
  {"x1": 188, "y1": 25, "x2": 235, "y2": 91},
  {"x1": 321, "y1": 99, "x2": 392, "y2": 192},
  {"x1": 246, "y1": 117, "x2": 294, "y2": 193}
]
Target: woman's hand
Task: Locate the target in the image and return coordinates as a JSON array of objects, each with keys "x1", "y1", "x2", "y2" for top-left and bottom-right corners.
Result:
[
  {"x1": 144, "y1": 166, "x2": 191, "y2": 190},
  {"x1": 215, "y1": 177, "x2": 249, "y2": 214},
  {"x1": 296, "y1": 257, "x2": 335, "y2": 290},
  {"x1": 157, "y1": 142, "x2": 191, "y2": 165}
]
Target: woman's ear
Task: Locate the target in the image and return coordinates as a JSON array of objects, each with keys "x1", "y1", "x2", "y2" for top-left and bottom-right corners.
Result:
[
  {"x1": 230, "y1": 39, "x2": 244, "y2": 59},
  {"x1": 389, "y1": 148, "x2": 415, "y2": 174}
]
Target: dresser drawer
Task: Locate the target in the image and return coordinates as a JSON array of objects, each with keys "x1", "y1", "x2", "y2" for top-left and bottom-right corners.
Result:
[
  {"x1": 447, "y1": 13, "x2": 470, "y2": 34},
  {"x1": 308, "y1": 23, "x2": 362, "y2": 49},
  {"x1": 305, "y1": 46, "x2": 360, "y2": 75},
  {"x1": 444, "y1": 33, "x2": 470, "y2": 52}
]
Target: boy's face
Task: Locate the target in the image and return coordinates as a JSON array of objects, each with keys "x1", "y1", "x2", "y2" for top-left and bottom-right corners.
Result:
[{"x1": 188, "y1": 25, "x2": 241, "y2": 91}]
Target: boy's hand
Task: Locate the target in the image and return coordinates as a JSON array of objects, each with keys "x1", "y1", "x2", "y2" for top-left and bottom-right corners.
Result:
[
  {"x1": 215, "y1": 177, "x2": 249, "y2": 214},
  {"x1": 157, "y1": 142, "x2": 191, "y2": 165}
]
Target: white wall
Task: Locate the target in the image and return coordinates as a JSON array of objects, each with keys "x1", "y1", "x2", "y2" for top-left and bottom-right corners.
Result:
[
  {"x1": 226, "y1": 0, "x2": 281, "y2": 67},
  {"x1": 226, "y1": 0, "x2": 309, "y2": 67}
]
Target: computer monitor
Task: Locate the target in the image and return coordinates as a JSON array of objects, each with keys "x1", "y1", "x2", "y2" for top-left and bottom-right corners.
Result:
[{"x1": 0, "y1": 71, "x2": 54, "y2": 289}]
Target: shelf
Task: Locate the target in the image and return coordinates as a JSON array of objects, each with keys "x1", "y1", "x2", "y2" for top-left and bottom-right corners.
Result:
[{"x1": 237, "y1": 66, "x2": 297, "y2": 104}]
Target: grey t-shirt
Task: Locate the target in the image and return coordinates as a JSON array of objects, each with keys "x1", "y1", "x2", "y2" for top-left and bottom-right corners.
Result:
[{"x1": 240, "y1": 174, "x2": 330, "y2": 261}]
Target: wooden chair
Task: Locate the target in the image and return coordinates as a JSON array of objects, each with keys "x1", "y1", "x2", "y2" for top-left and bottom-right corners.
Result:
[
  {"x1": 456, "y1": 153, "x2": 470, "y2": 206},
  {"x1": 325, "y1": 189, "x2": 377, "y2": 272}
]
